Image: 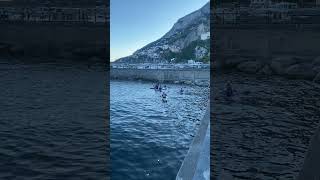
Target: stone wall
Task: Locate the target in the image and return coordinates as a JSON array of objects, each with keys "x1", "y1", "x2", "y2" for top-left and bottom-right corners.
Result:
[{"x1": 110, "y1": 68, "x2": 210, "y2": 85}]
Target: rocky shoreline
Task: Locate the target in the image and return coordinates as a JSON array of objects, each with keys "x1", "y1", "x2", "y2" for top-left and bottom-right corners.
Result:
[{"x1": 213, "y1": 55, "x2": 320, "y2": 83}]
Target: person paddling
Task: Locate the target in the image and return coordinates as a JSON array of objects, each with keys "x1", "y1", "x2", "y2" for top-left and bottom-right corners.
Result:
[
  {"x1": 161, "y1": 92, "x2": 167, "y2": 103},
  {"x1": 180, "y1": 87, "x2": 184, "y2": 94},
  {"x1": 225, "y1": 81, "x2": 233, "y2": 98}
]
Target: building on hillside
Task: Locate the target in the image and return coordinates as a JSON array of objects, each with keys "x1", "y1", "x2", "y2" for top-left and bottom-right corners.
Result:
[
  {"x1": 250, "y1": 0, "x2": 272, "y2": 8},
  {"x1": 187, "y1": 60, "x2": 195, "y2": 64},
  {"x1": 250, "y1": 0, "x2": 320, "y2": 8},
  {"x1": 270, "y1": 2, "x2": 298, "y2": 9}
]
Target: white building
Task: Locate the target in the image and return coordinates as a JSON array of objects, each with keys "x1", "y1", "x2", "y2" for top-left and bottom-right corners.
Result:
[
  {"x1": 188, "y1": 60, "x2": 195, "y2": 64},
  {"x1": 200, "y1": 32, "x2": 210, "y2": 40},
  {"x1": 270, "y1": 2, "x2": 298, "y2": 9},
  {"x1": 269, "y1": 2, "x2": 298, "y2": 22},
  {"x1": 250, "y1": 0, "x2": 298, "y2": 9},
  {"x1": 250, "y1": 0, "x2": 272, "y2": 8}
]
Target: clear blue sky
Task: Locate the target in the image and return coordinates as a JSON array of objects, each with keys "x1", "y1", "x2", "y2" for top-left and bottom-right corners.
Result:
[{"x1": 110, "y1": 0, "x2": 209, "y2": 61}]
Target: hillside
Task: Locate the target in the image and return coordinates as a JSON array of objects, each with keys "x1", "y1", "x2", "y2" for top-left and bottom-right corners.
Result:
[{"x1": 115, "y1": 2, "x2": 210, "y2": 64}]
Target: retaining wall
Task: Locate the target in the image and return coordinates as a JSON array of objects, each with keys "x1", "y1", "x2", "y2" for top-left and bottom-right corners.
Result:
[{"x1": 110, "y1": 68, "x2": 210, "y2": 84}]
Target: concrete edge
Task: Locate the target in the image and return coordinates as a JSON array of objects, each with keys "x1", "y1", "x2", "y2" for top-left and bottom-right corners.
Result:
[
  {"x1": 296, "y1": 124, "x2": 320, "y2": 180},
  {"x1": 176, "y1": 104, "x2": 210, "y2": 180}
]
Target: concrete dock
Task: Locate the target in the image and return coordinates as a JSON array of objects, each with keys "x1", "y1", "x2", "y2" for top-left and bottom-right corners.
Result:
[
  {"x1": 297, "y1": 125, "x2": 320, "y2": 180},
  {"x1": 176, "y1": 105, "x2": 210, "y2": 180}
]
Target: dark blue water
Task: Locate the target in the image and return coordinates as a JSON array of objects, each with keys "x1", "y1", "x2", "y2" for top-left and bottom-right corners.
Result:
[
  {"x1": 212, "y1": 73, "x2": 320, "y2": 179},
  {"x1": 0, "y1": 60, "x2": 109, "y2": 179},
  {"x1": 110, "y1": 80, "x2": 207, "y2": 180}
]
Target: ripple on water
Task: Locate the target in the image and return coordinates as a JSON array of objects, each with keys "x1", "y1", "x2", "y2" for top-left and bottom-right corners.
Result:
[
  {"x1": 212, "y1": 73, "x2": 320, "y2": 180},
  {"x1": 111, "y1": 80, "x2": 207, "y2": 180},
  {"x1": 0, "y1": 62, "x2": 108, "y2": 179}
]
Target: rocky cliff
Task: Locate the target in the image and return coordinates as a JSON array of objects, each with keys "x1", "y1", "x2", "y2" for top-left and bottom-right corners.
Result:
[{"x1": 115, "y1": 2, "x2": 210, "y2": 64}]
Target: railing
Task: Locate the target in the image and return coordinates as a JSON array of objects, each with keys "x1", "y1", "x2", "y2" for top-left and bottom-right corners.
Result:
[{"x1": 0, "y1": 6, "x2": 108, "y2": 24}]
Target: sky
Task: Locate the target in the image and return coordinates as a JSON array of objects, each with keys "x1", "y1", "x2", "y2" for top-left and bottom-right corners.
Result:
[{"x1": 110, "y1": 0, "x2": 209, "y2": 62}]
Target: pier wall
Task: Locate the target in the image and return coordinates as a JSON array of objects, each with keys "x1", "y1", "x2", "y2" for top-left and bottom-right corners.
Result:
[
  {"x1": 0, "y1": 22, "x2": 108, "y2": 60},
  {"x1": 110, "y1": 68, "x2": 210, "y2": 84}
]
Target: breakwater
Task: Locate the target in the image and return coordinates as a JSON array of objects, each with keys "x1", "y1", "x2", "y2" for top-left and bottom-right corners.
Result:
[
  {"x1": 213, "y1": 24, "x2": 320, "y2": 82},
  {"x1": 110, "y1": 68, "x2": 210, "y2": 85}
]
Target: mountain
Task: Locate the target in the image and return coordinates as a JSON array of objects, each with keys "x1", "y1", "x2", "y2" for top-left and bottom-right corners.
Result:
[{"x1": 115, "y1": 2, "x2": 210, "y2": 64}]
